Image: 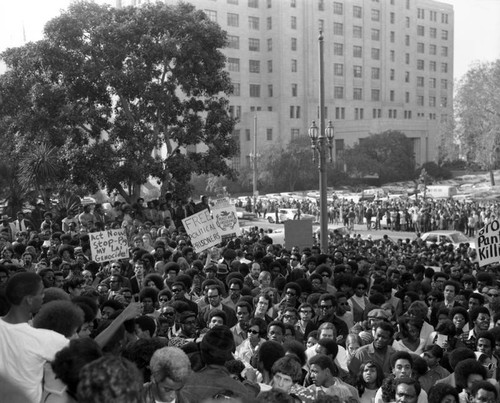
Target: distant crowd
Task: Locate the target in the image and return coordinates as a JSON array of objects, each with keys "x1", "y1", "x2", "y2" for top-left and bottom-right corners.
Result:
[{"x1": 0, "y1": 192, "x2": 498, "y2": 403}]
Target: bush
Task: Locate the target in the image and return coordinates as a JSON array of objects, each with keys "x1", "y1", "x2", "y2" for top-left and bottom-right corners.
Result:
[{"x1": 417, "y1": 162, "x2": 452, "y2": 181}]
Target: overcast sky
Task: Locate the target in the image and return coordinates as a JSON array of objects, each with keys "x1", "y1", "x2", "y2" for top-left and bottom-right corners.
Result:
[{"x1": 1, "y1": 0, "x2": 499, "y2": 80}]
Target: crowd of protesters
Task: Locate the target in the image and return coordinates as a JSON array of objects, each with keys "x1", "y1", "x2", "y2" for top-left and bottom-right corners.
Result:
[{"x1": 0, "y1": 192, "x2": 499, "y2": 403}]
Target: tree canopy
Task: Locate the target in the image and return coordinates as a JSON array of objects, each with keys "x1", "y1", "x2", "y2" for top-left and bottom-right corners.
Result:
[
  {"x1": 0, "y1": 1, "x2": 236, "y2": 205},
  {"x1": 344, "y1": 130, "x2": 415, "y2": 183},
  {"x1": 455, "y1": 60, "x2": 500, "y2": 169}
]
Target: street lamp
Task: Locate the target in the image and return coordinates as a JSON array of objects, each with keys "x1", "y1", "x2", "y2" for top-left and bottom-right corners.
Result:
[{"x1": 309, "y1": 30, "x2": 335, "y2": 253}]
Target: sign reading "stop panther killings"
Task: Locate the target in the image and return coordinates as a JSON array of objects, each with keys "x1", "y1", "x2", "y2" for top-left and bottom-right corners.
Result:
[{"x1": 477, "y1": 219, "x2": 500, "y2": 267}]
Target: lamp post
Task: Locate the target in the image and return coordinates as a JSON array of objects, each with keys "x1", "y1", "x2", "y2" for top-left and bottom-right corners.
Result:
[
  {"x1": 250, "y1": 115, "x2": 259, "y2": 213},
  {"x1": 309, "y1": 31, "x2": 335, "y2": 253}
]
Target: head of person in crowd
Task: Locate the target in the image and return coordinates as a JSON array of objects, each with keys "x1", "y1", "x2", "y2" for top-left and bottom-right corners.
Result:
[
  {"x1": 432, "y1": 273, "x2": 449, "y2": 292},
  {"x1": 38, "y1": 268, "x2": 55, "y2": 288},
  {"x1": 449, "y1": 306, "x2": 469, "y2": 332},
  {"x1": 469, "y1": 381, "x2": 498, "y2": 403},
  {"x1": 63, "y1": 276, "x2": 85, "y2": 298},
  {"x1": 283, "y1": 282, "x2": 301, "y2": 307},
  {"x1": 139, "y1": 287, "x2": 158, "y2": 314},
  {"x1": 271, "y1": 355, "x2": 303, "y2": 394},
  {"x1": 51, "y1": 338, "x2": 103, "y2": 399},
  {"x1": 318, "y1": 294, "x2": 337, "y2": 319},
  {"x1": 208, "y1": 309, "x2": 227, "y2": 329},
  {"x1": 267, "y1": 320, "x2": 286, "y2": 344},
  {"x1": 33, "y1": 300, "x2": 85, "y2": 338},
  {"x1": 428, "y1": 383, "x2": 459, "y2": 403},
  {"x1": 454, "y1": 358, "x2": 487, "y2": 394},
  {"x1": 101, "y1": 299, "x2": 124, "y2": 320},
  {"x1": 206, "y1": 285, "x2": 223, "y2": 308},
  {"x1": 254, "y1": 293, "x2": 271, "y2": 316},
  {"x1": 200, "y1": 325, "x2": 235, "y2": 366},
  {"x1": 254, "y1": 340, "x2": 286, "y2": 379},
  {"x1": 470, "y1": 307, "x2": 491, "y2": 334},
  {"x1": 469, "y1": 293, "x2": 485, "y2": 311},
  {"x1": 394, "y1": 377, "x2": 421, "y2": 403},
  {"x1": 134, "y1": 315, "x2": 157, "y2": 339},
  {"x1": 4, "y1": 272, "x2": 45, "y2": 321},
  {"x1": 77, "y1": 356, "x2": 143, "y2": 403},
  {"x1": 391, "y1": 351, "x2": 414, "y2": 379},
  {"x1": 147, "y1": 347, "x2": 191, "y2": 402},
  {"x1": 235, "y1": 301, "x2": 252, "y2": 330},
  {"x1": 179, "y1": 311, "x2": 197, "y2": 338},
  {"x1": 373, "y1": 322, "x2": 395, "y2": 351},
  {"x1": 356, "y1": 360, "x2": 384, "y2": 396}
]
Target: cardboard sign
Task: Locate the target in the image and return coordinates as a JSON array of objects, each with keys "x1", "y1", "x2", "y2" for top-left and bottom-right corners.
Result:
[
  {"x1": 90, "y1": 229, "x2": 129, "y2": 263},
  {"x1": 182, "y1": 209, "x2": 221, "y2": 253},
  {"x1": 477, "y1": 219, "x2": 500, "y2": 267},
  {"x1": 284, "y1": 219, "x2": 314, "y2": 250},
  {"x1": 212, "y1": 198, "x2": 240, "y2": 238}
]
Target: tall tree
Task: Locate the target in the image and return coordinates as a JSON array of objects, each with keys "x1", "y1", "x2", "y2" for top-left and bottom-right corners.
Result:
[
  {"x1": 455, "y1": 60, "x2": 500, "y2": 184},
  {"x1": 0, "y1": 2, "x2": 236, "y2": 203},
  {"x1": 344, "y1": 130, "x2": 415, "y2": 183}
]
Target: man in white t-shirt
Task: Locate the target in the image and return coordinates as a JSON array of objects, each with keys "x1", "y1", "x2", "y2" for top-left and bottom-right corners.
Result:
[{"x1": 0, "y1": 272, "x2": 69, "y2": 403}]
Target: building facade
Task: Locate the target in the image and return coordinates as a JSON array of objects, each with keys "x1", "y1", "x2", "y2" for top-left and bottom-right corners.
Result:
[{"x1": 125, "y1": 0, "x2": 454, "y2": 173}]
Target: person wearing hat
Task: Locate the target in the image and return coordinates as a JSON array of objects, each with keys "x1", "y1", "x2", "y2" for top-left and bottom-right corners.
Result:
[
  {"x1": 178, "y1": 326, "x2": 254, "y2": 402},
  {"x1": 348, "y1": 321, "x2": 396, "y2": 377},
  {"x1": 168, "y1": 311, "x2": 198, "y2": 348}
]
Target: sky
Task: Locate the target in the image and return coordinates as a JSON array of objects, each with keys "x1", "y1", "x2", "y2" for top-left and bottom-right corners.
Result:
[{"x1": 0, "y1": 0, "x2": 499, "y2": 80}]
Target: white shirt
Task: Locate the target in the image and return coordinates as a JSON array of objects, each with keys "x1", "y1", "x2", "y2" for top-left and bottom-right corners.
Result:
[{"x1": 0, "y1": 319, "x2": 69, "y2": 403}]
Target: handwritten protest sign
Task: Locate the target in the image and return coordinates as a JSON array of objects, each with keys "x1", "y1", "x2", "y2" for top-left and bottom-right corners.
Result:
[
  {"x1": 182, "y1": 209, "x2": 221, "y2": 253},
  {"x1": 90, "y1": 229, "x2": 129, "y2": 263},
  {"x1": 477, "y1": 219, "x2": 500, "y2": 267},
  {"x1": 212, "y1": 198, "x2": 240, "y2": 238}
]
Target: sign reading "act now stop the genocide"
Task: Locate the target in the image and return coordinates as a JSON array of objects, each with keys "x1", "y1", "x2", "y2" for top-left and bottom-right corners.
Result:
[{"x1": 90, "y1": 228, "x2": 129, "y2": 263}]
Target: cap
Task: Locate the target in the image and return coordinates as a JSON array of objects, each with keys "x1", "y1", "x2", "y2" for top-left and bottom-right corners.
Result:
[
  {"x1": 180, "y1": 311, "x2": 196, "y2": 323},
  {"x1": 216, "y1": 264, "x2": 228, "y2": 275},
  {"x1": 367, "y1": 309, "x2": 390, "y2": 320}
]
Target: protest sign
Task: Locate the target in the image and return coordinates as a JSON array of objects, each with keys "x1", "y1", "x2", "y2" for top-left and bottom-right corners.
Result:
[
  {"x1": 182, "y1": 209, "x2": 221, "y2": 253},
  {"x1": 477, "y1": 219, "x2": 500, "y2": 267},
  {"x1": 212, "y1": 198, "x2": 240, "y2": 238},
  {"x1": 89, "y1": 229, "x2": 129, "y2": 263}
]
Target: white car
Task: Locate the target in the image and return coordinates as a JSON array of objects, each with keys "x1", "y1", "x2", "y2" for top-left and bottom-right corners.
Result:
[
  {"x1": 420, "y1": 230, "x2": 475, "y2": 249},
  {"x1": 265, "y1": 209, "x2": 316, "y2": 223}
]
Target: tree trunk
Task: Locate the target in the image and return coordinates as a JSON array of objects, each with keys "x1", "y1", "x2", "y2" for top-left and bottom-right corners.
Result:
[{"x1": 490, "y1": 169, "x2": 496, "y2": 186}]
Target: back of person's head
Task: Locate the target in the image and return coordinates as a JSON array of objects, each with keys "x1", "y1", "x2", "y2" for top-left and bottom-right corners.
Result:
[
  {"x1": 283, "y1": 340, "x2": 307, "y2": 367},
  {"x1": 121, "y1": 338, "x2": 169, "y2": 383},
  {"x1": 309, "y1": 354, "x2": 338, "y2": 377},
  {"x1": 423, "y1": 345, "x2": 444, "y2": 360},
  {"x1": 33, "y1": 300, "x2": 84, "y2": 338},
  {"x1": 256, "y1": 389, "x2": 295, "y2": 403},
  {"x1": 317, "y1": 339, "x2": 339, "y2": 359},
  {"x1": 43, "y1": 287, "x2": 71, "y2": 304},
  {"x1": 5, "y1": 272, "x2": 42, "y2": 306},
  {"x1": 77, "y1": 355, "x2": 143, "y2": 403},
  {"x1": 200, "y1": 325, "x2": 235, "y2": 366},
  {"x1": 258, "y1": 341, "x2": 285, "y2": 373},
  {"x1": 134, "y1": 315, "x2": 157, "y2": 338},
  {"x1": 51, "y1": 338, "x2": 103, "y2": 396},
  {"x1": 448, "y1": 348, "x2": 476, "y2": 370},
  {"x1": 428, "y1": 383, "x2": 459, "y2": 403},
  {"x1": 455, "y1": 359, "x2": 487, "y2": 389},
  {"x1": 149, "y1": 346, "x2": 191, "y2": 384},
  {"x1": 271, "y1": 355, "x2": 303, "y2": 383}
]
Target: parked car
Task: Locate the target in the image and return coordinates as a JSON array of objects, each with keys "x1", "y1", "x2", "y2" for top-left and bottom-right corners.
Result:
[
  {"x1": 420, "y1": 230, "x2": 475, "y2": 249},
  {"x1": 235, "y1": 207, "x2": 257, "y2": 221},
  {"x1": 265, "y1": 209, "x2": 316, "y2": 223}
]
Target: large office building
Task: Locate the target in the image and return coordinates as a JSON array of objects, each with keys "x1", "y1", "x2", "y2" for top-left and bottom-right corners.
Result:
[{"x1": 125, "y1": 0, "x2": 454, "y2": 172}]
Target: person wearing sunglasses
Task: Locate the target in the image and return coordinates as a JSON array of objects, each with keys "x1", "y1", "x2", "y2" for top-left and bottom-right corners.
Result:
[
  {"x1": 235, "y1": 317, "x2": 267, "y2": 366},
  {"x1": 311, "y1": 294, "x2": 349, "y2": 346}
]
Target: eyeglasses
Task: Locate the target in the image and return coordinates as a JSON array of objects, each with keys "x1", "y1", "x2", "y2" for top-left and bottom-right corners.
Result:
[
  {"x1": 159, "y1": 297, "x2": 170, "y2": 302},
  {"x1": 229, "y1": 288, "x2": 240, "y2": 291},
  {"x1": 488, "y1": 293, "x2": 499, "y2": 297},
  {"x1": 207, "y1": 295, "x2": 219, "y2": 299},
  {"x1": 111, "y1": 265, "x2": 120, "y2": 269},
  {"x1": 283, "y1": 315, "x2": 296, "y2": 319},
  {"x1": 286, "y1": 292, "x2": 296, "y2": 296},
  {"x1": 321, "y1": 274, "x2": 330, "y2": 278},
  {"x1": 300, "y1": 310, "x2": 312, "y2": 315},
  {"x1": 172, "y1": 288, "x2": 182, "y2": 293},
  {"x1": 162, "y1": 311, "x2": 175, "y2": 317},
  {"x1": 248, "y1": 329, "x2": 260, "y2": 335}
]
